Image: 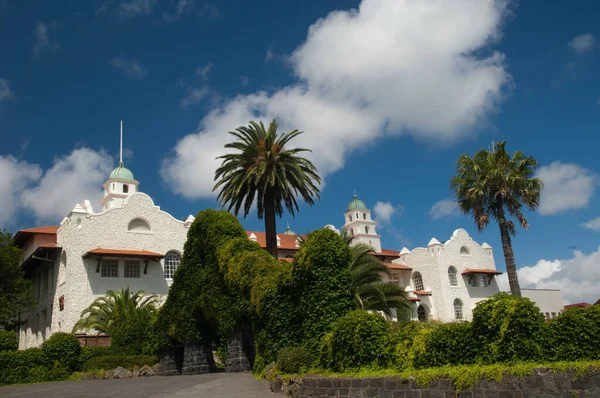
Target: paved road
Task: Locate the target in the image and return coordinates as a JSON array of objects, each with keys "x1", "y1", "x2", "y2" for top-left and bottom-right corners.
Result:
[{"x1": 0, "y1": 373, "x2": 273, "y2": 398}]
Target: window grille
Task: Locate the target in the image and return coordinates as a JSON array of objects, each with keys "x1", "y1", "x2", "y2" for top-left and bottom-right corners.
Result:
[
  {"x1": 164, "y1": 252, "x2": 181, "y2": 279},
  {"x1": 124, "y1": 260, "x2": 140, "y2": 278},
  {"x1": 101, "y1": 259, "x2": 119, "y2": 278}
]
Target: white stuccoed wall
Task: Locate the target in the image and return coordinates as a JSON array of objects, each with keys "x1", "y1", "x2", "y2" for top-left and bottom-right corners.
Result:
[
  {"x1": 19, "y1": 193, "x2": 190, "y2": 349},
  {"x1": 392, "y1": 229, "x2": 500, "y2": 322}
]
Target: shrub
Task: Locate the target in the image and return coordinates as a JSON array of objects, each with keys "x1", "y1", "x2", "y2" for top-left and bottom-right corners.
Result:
[
  {"x1": 77, "y1": 346, "x2": 114, "y2": 371},
  {"x1": 42, "y1": 332, "x2": 81, "y2": 372},
  {"x1": 0, "y1": 348, "x2": 55, "y2": 385},
  {"x1": 319, "y1": 310, "x2": 392, "y2": 372},
  {"x1": 545, "y1": 305, "x2": 600, "y2": 361},
  {"x1": 472, "y1": 292, "x2": 545, "y2": 363},
  {"x1": 0, "y1": 330, "x2": 18, "y2": 352},
  {"x1": 111, "y1": 307, "x2": 156, "y2": 355},
  {"x1": 83, "y1": 354, "x2": 159, "y2": 371},
  {"x1": 408, "y1": 322, "x2": 476, "y2": 369},
  {"x1": 277, "y1": 347, "x2": 312, "y2": 374}
]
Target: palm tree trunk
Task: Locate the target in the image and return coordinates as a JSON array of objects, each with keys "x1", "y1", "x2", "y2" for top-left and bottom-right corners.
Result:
[
  {"x1": 497, "y1": 208, "x2": 521, "y2": 297},
  {"x1": 264, "y1": 188, "x2": 278, "y2": 258}
]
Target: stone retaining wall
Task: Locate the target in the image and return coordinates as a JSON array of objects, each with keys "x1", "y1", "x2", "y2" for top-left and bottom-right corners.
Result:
[{"x1": 271, "y1": 368, "x2": 600, "y2": 397}]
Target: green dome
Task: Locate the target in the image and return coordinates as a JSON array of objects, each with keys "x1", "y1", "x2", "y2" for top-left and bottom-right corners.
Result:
[
  {"x1": 283, "y1": 222, "x2": 296, "y2": 235},
  {"x1": 109, "y1": 162, "x2": 134, "y2": 180},
  {"x1": 347, "y1": 194, "x2": 367, "y2": 211}
]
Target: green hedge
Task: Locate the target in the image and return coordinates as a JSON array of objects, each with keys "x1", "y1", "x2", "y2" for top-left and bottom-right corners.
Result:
[
  {"x1": 472, "y1": 292, "x2": 545, "y2": 363},
  {"x1": 42, "y1": 332, "x2": 81, "y2": 372},
  {"x1": 83, "y1": 355, "x2": 158, "y2": 371},
  {"x1": 0, "y1": 348, "x2": 70, "y2": 386},
  {"x1": 319, "y1": 310, "x2": 393, "y2": 372},
  {"x1": 545, "y1": 305, "x2": 600, "y2": 361},
  {"x1": 0, "y1": 330, "x2": 18, "y2": 352},
  {"x1": 277, "y1": 347, "x2": 312, "y2": 374}
]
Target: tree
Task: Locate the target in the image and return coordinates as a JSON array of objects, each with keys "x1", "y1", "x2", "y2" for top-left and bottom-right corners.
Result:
[
  {"x1": 214, "y1": 120, "x2": 321, "y2": 257},
  {"x1": 0, "y1": 230, "x2": 35, "y2": 331},
  {"x1": 450, "y1": 141, "x2": 542, "y2": 296},
  {"x1": 341, "y1": 229, "x2": 411, "y2": 319},
  {"x1": 72, "y1": 287, "x2": 157, "y2": 334}
]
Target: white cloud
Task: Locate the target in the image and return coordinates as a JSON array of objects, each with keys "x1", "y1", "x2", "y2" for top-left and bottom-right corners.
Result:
[
  {"x1": 0, "y1": 156, "x2": 42, "y2": 226},
  {"x1": 31, "y1": 22, "x2": 60, "y2": 58},
  {"x1": 163, "y1": 0, "x2": 219, "y2": 22},
  {"x1": 373, "y1": 202, "x2": 400, "y2": 224},
  {"x1": 195, "y1": 63, "x2": 213, "y2": 81},
  {"x1": 568, "y1": 34, "x2": 595, "y2": 55},
  {"x1": 498, "y1": 247, "x2": 600, "y2": 305},
  {"x1": 111, "y1": 57, "x2": 148, "y2": 80},
  {"x1": 21, "y1": 148, "x2": 114, "y2": 222},
  {"x1": 162, "y1": 0, "x2": 511, "y2": 199},
  {"x1": 0, "y1": 79, "x2": 15, "y2": 102},
  {"x1": 119, "y1": 0, "x2": 157, "y2": 18},
  {"x1": 537, "y1": 162, "x2": 597, "y2": 215},
  {"x1": 429, "y1": 198, "x2": 458, "y2": 220},
  {"x1": 581, "y1": 217, "x2": 600, "y2": 231},
  {"x1": 180, "y1": 87, "x2": 209, "y2": 108}
]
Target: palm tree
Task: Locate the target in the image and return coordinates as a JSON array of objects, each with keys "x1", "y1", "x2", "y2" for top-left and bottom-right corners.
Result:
[
  {"x1": 450, "y1": 141, "x2": 542, "y2": 297},
  {"x1": 341, "y1": 229, "x2": 412, "y2": 319},
  {"x1": 214, "y1": 120, "x2": 321, "y2": 257},
  {"x1": 72, "y1": 287, "x2": 157, "y2": 333}
]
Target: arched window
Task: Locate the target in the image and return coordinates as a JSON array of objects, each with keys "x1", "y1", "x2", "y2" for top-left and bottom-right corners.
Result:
[
  {"x1": 460, "y1": 246, "x2": 470, "y2": 255},
  {"x1": 417, "y1": 305, "x2": 428, "y2": 321},
  {"x1": 349, "y1": 215, "x2": 352, "y2": 222},
  {"x1": 365, "y1": 226, "x2": 370, "y2": 234},
  {"x1": 123, "y1": 184, "x2": 129, "y2": 193},
  {"x1": 363, "y1": 213, "x2": 366, "y2": 220},
  {"x1": 412, "y1": 272, "x2": 424, "y2": 291},
  {"x1": 128, "y1": 218, "x2": 151, "y2": 232},
  {"x1": 164, "y1": 251, "x2": 181, "y2": 279},
  {"x1": 454, "y1": 299, "x2": 463, "y2": 320},
  {"x1": 448, "y1": 266, "x2": 458, "y2": 286}
]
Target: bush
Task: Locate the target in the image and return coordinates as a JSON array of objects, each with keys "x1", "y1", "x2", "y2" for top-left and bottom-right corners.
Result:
[
  {"x1": 111, "y1": 308, "x2": 157, "y2": 355},
  {"x1": 406, "y1": 322, "x2": 476, "y2": 369},
  {"x1": 77, "y1": 346, "x2": 114, "y2": 371},
  {"x1": 472, "y1": 292, "x2": 545, "y2": 363},
  {"x1": 0, "y1": 348, "x2": 59, "y2": 385},
  {"x1": 83, "y1": 354, "x2": 159, "y2": 371},
  {"x1": 277, "y1": 347, "x2": 312, "y2": 374},
  {"x1": 545, "y1": 305, "x2": 600, "y2": 361},
  {"x1": 319, "y1": 310, "x2": 392, "y2": 372},
  {"x1": 42, "y1": 332, "x2": 81, "y2": 372},
  {"x1": 0, "y1": 330, "x2": 18, "y2": 352}
]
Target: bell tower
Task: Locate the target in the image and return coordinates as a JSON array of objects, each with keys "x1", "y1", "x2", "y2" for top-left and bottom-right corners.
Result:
[
  {"x1": 100, "y1": 121, "x2": 140, "y2": 211},
  {"x1": 342, "y1": 192, "x2": 381, "y2": 252}
]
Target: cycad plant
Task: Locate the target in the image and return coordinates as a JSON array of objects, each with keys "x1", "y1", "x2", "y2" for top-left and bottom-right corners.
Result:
[
  {"x1": 341, "y1": 230, "x2": 412, "y2": 319},
  {"x1": 72, "y1": 287, "x2": 157, "y2": 333},
  {"x1": 214, "y1": 120, "x2": 321, "y2": 257}
]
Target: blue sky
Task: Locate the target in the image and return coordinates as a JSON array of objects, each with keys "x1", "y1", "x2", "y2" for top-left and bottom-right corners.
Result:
[{"x1": 1, "y1": 0, "x2": 599, "y2": 303}]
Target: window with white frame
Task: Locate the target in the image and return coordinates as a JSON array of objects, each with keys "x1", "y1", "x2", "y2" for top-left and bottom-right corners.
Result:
[
  {"x1": 164, "y1": 251, "x2": 181, "y2": 279},
  {"x1": 412, "y1": 272, "x2": 424, "y2": 291},
  {"x1": 124, "y1": 260, "x2": 141, "y2": 278},
  {"x1": 390, "y1": 271, "x2": 399, "y2": 282},
  {"x1": 454, "y1": 299, "x2": 463, "y2": 320},
  {"x1": 470, "y1": 274, "x2": 487, "y2": 287},
  {"x1": 101, "y1": 259, "x2": 119, "y2": 278},
  {"x1": 448, "y1": 266, "x2": 458, "y2": 286}
]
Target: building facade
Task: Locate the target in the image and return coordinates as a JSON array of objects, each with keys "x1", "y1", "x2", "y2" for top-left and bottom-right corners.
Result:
[{"x1": 15, "y1": 150, "x2": 504, "y2": 349}]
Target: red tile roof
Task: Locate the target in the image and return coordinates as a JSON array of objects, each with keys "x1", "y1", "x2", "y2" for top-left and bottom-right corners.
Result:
[
  {"x1": 246, "y1": 231, "x2": 304, "y2": 251},
  {"x1": 384, "y1": 262, "x2": 412, "y2": 270},
  {"x1": 371, "y1": 248, "x2": 400, "y2": 258},
  {"x1": 83, "y1": 248, "x2": 164, "y2": 259},
  {"x1": 13, "y1": 225, "x2": 58, "y2": 247},
  {"x1": 461, "y1": 268, "x2": 502, "y2": 275},
  {"x1": 564, "y1": 302, "x2": 591, "y2": 309},
  {"x1": 414, "y1": 290, "x2": 432, "y2": 296},
  {"x1": 407, "y1": 297, "x2": 421, "y2": 302}
]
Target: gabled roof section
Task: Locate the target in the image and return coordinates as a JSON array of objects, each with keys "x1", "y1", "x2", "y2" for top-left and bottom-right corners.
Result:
[
  {"x1": 13, "y1": 226, "x2": 58, "y2": 248},
  {"x1": 246, "y1": 231, "x2": 304, "y2": 251}
]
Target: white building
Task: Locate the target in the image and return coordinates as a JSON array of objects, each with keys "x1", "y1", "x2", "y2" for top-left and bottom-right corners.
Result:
[
  {"x1": 14, "y1": 133, "x2": 506, "y2": 349},
  {"x1": 521, "y1": 288, "x2": 564, "y2": 320}
]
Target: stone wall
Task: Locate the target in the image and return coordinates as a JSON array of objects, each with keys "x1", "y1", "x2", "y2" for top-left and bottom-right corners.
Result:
[
  {"x1": 271, "y1": 368, "x2": 600, "y2": 397},
  {"x1": 76, "y1": 333, "x2": 111, "y2": 347},
  {"x1": 225, "y1": 328, "x2": 255, "y2": 373}
]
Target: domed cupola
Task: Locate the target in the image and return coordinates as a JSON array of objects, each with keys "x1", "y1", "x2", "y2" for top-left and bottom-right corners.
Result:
[
  {"x1": 109, "y1": 162, "x2": 135, "y2": 181},
  {"x1": 347, "y1": 194, "x2": 367, "y2": 211},
  {"x1": 100, "y1": 121, "x2": 140, "y2": 211},
  {"x1": 283, "y1": 222, "x2": 296, "y2": 235}
]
